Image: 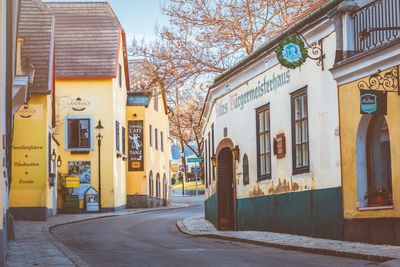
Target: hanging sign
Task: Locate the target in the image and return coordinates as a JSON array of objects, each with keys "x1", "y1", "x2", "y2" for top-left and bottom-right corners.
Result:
[
  {"x1": 128, "y1": 120, "x2": 144, "y2": 171},
  {"x1": 360, "y1": 90, "x2": 387, "y2": 115},
  {"x1": 84, "y1": 186, "x2": 99, "y2": 212},
  {"x1": 276, "y1": 35, "x2": 308, "y2": 69},
  {"x1": 65, "y1": 177, "x2": 80, "y2": 188},
  {"x1": 273, "y1": 133, "x2": 286, "y2": 159}
]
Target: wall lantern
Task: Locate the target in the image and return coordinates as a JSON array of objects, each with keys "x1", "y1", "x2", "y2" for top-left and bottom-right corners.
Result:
[
  {"x1": 211, "y1": 154, "x2": 217, "y2": 167},
  {"x1": 232, "y1": 145, "x2": 240, "y2": 161},
  {"x1": 57, "y1": 156, "x2": 62, "y2": 167},
  {"x1": 48, "y1": 172, "x2": 56, "y2": 188},
  {"x1": 51, "y1": 149, "x2": 57, "y2": 162},
  {"x1": 21, "y1": 56, "x2": 35, "y2": 84}
]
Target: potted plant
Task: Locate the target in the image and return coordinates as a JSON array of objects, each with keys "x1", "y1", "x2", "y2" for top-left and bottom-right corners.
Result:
[{"x1": 364, "y1": 185, "x2": 393, "y2": 207}]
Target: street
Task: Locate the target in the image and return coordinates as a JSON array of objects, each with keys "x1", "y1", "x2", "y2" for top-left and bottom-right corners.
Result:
[{"x1": 51, "y1": 198, "x2": 377, "y2": 267}]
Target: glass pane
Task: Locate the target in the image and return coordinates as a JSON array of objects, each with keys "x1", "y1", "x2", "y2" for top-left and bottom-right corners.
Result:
[
  {"x1": 265, "y1": 132, "x2": 270, "y2": 153},
  {"x1": 266, "y1": 153, "x2": 271, "y2": 174},
  {"x1": 260, "y1": 155, "x2": 266, "y2": 175},
  {"x1": 302, "y1": 120, "x2": 308, "y2": 142},
  {"x1": 295, "y1": 122, "x2": 302, "y2": 144},
  {"x1": 265, "y1": 110, "x2": 269, "y2": 131},
  {"x1": 79, "y1": 120, "x2": 89, "y2": 147},
  {"x1": 302, "y1": 95, "x2": 308, "y2": 118},
  {"x1": 259, "y1": 111, "x2": 265, "y2": 132},
  {"x1": 295, "y1": 97, "x2": 302, "y2": 120},
  {"x1": 259, "y1": 134, "x2": 265, "y2": 154},
  {"x1": 303, "y1": 143, "x2": 309, "y2": 166},
  {"x1": 296, "y1": 145, "x2": 302, "y2": 168}
]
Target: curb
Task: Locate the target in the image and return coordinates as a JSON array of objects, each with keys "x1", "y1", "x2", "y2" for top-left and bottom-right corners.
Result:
[
  {"x1": 46, "y1": 204, "x2": 190, "y2": 266},
  {"x1": 176, "y1": 219, "x2": 394, "y2": 263}
]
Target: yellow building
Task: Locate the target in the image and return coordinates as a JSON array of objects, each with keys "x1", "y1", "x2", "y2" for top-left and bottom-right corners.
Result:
[
  {"x1": 9, "y1": 0, "x2": 58, "y2": 221},
  {"x1": 331, "y1": 0, "x2": 400, "y2": 244},
  {"x1": 47, "y1": 2, "x2": 130, "y2": 212},
  {"x1": 126, "y1": 60, "x2": 171, "y2": 208}
]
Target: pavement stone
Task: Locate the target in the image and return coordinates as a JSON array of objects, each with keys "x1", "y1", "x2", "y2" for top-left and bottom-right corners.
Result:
[
  {"x1": 176, "y1": 215, "x2": 400, "y2": 264},
  {"x1": 6, "y1": 203, "x2": 189, "y2": 267}
]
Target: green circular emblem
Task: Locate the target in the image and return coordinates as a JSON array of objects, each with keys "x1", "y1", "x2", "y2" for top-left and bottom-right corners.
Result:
[{"x1": 276, "y1": 35, "x2": 307, "y2": 69}]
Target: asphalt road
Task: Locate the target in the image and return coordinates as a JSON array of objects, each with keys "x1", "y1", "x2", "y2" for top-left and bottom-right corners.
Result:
[{"x1": 52, "y1": 201, "x2": 377, "y2": 267}]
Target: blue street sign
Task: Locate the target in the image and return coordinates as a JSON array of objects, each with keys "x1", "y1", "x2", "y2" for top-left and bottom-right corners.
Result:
[{"x1": 191, "y1": 167, "x2": 201, "y2": 173}]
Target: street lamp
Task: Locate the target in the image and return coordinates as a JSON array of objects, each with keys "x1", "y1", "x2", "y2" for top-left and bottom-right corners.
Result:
[
  {"x1": 57, "y1": 156, "x2": 62, "y2": 168},
  {"x1": 232, "y1": 145, "x2": 240, "y2": 161},
  {"x1": 211, "y1": 154, "x2": 217, "y2": 167},
  {"x1": 95, "y1": 120, "x2": 104, "y2": 212},
  {"x1": 51, "y1": 149, "x2": 57, "y2": 162}
]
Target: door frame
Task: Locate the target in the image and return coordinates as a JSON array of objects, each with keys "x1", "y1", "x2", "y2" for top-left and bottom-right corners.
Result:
[{"x1": 215, "y1": 138, "x2": 237, "y2": 231}]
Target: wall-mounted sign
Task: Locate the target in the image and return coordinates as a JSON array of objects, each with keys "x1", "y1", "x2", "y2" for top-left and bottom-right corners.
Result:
[
  {"x1": 68, "y1": 161, "x2": 91, "y2": 199},
  {"x1": 65, "y1": 176, "x2": 80, "y2": 188},
  {"x1": 360, "y1": 89, "x2": 387, "y2": 115},
  {"x1": 84, "y1": 186, "x2": 99, "y2": 212},
  {"x1": 276, "y1": 35, "x2": 308, "y2": 69},
  {"x1": 128, "y1": 120, "x2": 144, "y2": 171},
  {"x1": 273, "y1": 133, "x2": 286, "y2": 159},
  {"x1": 171, "y1": 163, "x2": 179, "y2": 172},
  {"x1": 15, "y1": 104, "x2": 43, "y2": 120},
  {"x1": 57, "y1": 95, "x2": 99, "y2": 113}
]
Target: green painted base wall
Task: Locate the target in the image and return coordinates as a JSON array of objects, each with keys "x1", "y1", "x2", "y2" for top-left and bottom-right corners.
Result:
[
  {"x1": 205, "y1": 193, "x2": 217, "y2": 226},
  {"x1": 237, "y1": 187, "x2": 343, "y2": 240}
]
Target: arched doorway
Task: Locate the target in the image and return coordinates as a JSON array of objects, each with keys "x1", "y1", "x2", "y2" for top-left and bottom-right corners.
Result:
[
  {"x1": 156, "y1": 173, "x2": 160, "y2": 198},
  {"x1": 163, "y1": 173, "x2": 167, "y2": 206},
  {"x1": 217, "y1": 147, "x2": 234, "y2": 230},
  {"x1": 149, "y1": 171, "x2": 153, "y2": 196}
]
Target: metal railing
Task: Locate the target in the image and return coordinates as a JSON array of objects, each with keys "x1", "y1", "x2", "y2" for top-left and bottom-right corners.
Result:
[{"x1": 353, "y1": 0, "x2": 400, "y2": 52}]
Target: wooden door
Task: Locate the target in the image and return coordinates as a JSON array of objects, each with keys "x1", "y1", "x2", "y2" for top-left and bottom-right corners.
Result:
[{"x1": 217, "y1": 147, "x2": 234, "y2": 230}]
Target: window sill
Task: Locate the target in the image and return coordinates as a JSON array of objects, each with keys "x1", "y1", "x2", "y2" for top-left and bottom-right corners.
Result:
[
  {"x1": 358, "y1": 205, "x2": 394, "y2": 211},
  {"x1": 70, "y1": 150, "x2": 90, "y2": 154}
]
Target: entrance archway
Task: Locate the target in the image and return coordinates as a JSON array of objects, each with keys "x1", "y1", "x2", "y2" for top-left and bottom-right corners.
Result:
[{"x1": 217, "y1": 147, "x2": 235, "y2": 230}]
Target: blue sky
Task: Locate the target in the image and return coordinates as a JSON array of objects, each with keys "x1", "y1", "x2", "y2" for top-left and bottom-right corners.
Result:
[{"x1": 46, "y1": 0, "x2": 169, "y2": 44}]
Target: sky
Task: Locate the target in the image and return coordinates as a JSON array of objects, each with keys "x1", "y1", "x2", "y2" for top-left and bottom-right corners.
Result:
[{"x1": 45, "y1": 0, "x2": 169, "y2": 44}]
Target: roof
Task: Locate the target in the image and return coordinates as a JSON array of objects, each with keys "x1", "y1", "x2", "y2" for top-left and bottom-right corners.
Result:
[
  {"x1": 17, "y1": 0, "x2": 55, "y2": 94},
  {"x1": 128, "y1": 59, "x2": 153, "y2": 92},
  {"x1": 45, "y1": 1, "x2": 121, "y2": 77}
]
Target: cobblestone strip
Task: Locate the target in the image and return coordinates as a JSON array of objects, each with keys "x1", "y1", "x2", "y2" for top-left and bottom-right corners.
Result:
[{"x1": 177, "y1": 215, "x2": 400, "y2": 263}]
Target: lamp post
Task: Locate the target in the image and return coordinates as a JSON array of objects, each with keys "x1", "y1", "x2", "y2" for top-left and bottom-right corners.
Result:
[{"x1": 95, "y1": 120, "x2": 104, "y2": 212}]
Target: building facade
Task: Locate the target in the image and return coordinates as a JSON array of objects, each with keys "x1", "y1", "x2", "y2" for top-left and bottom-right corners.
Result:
[
  {"x1": 201, "y1": 0, "x2": 344, "y2": 239},
  {"x1": 126, "y1": 60, "x2": 171, "y2": 208},
  {"x1": 331, "y1": 0, "x2": 400, "y2": 245},
  {"x1": 48, "y1": 2, "x2": 130, "y2": 212}
]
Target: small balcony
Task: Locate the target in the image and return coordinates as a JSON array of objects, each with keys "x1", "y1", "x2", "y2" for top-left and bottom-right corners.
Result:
[{"x1": 352, "y1": 0, "x2": 400, "y2": 53}]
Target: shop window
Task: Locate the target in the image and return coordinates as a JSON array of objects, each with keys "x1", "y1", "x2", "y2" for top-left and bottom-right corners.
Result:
[
  {"x1": 160, "y1": 131, "x2": 164, "y2": 152},
  {"x1": 357, "y1": 115, "x2": 392, "y2": 207},
  {"x1": 115, "y1": 121, "x2": 120, "y2": 152},
  {"x1": 205, "y1": 140, "x2": 208, "y2": 188},
  {"x1": 291, "y1": 88, "x2": 309, "y2": 174},
  {"x1": 256, "y1": 104, "x2": 271, "y2": 180},
  {"x1": 208, "y1": 132, "x2": 211, "y2": 185},
  {"x1": 149, "y1": 171, "x2": 153, "y2": 196},
  {"x1": 122, "y1": 126, "x2": 126, "y2": 155},
  {"x1": 155, "y1": 128, "x2": 159, "y2": 150},
  {"x1": 156, "y1": 173, "x2": 160, "y2": 198},
  {"x1": 66, "y1": 116, "x2": 92, "y2": 150}
]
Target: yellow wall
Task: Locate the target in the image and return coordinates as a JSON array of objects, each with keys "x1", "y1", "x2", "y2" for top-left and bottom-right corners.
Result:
[
  {"x1": 339, "y1": 65, "x2": 400, "y2": 219},
  {"x1": 55, "y1": 37, "x2": 128, "y2": 210},
  {"x1": 126, "y1": 92, "x2": 171, "y2": 200},
  {"x1": 10, "y1": 94, "x2": 56, "y2": 213}
]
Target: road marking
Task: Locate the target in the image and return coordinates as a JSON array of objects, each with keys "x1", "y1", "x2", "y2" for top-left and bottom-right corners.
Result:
[{"x1": 176, "y1": 248, "x2": 206, "y2": 252}]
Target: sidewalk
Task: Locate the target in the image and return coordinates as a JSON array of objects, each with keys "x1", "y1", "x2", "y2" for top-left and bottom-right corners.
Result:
[
  {"x1": 6, "y1": 203, "x2": 188, "y2": 267},
  {"x1": 176, "y1": 215, "x2": 400, "y2": 266}
]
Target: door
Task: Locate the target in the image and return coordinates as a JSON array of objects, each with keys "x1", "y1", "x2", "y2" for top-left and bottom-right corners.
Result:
[{"x1": 217, "y1": 147, "x2": 234, "y2": 230}]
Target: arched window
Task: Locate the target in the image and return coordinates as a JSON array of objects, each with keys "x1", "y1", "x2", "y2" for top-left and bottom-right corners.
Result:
[
  {"x1": 357, "y1": 115, "x2": 392, "y2": 207},
  {"x1": 149, "y1": 171, "x2": 153, "y2": 196},
  {"x1": 163, "y1": 173, "x2": 167, "y2": 200},
  {"x1": 156, "y1": 173, "x2": 160, "y2": 198},
  {"x1": 243, "y1": 154, "x2": 249, "y2": 185}
]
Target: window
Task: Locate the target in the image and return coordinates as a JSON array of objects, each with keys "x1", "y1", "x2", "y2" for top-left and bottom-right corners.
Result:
[
  {"x1": 160, "y1": 131, "x2": 164, "y2": 152},
  {"x1": 122, "y1": 126, "x2": 126, "y2": 155},
  {"x1": 211, "y1": 124, "x2": 215, "y2": 180},
  {"x1": 154, "y1": 88, "x2": 158, "y2": 111},
  {"x1": 66, "y1": 117, "x2": 92, "y2": 150},
  {"x1": 149, "y1": 125, "x2": 152, "y2": 147},
  {"x1": 291, "y1": 88, "x2": 309, "y2": 174},
  {"x1": 149, "y1": 171, "x2": 153, "y2": 196},
  {"x1": 155, "y1": 128, "x2": 159, "y2": 150},
  {"x1": 118, "y1": 63, "x2": 122, "y2": 88},
  {"x1": 256, "y1": 104, "x2": 271, "y2": 180},
  {"x1": 115, "y1": 121, "x2": 120, "y2": 152},
  {"x1": 208, "y1": 132, "x2": 211, "y2": 185}
]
